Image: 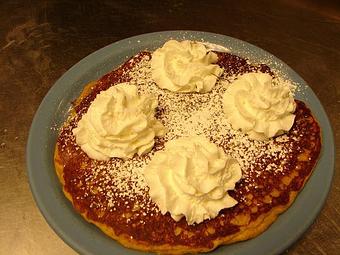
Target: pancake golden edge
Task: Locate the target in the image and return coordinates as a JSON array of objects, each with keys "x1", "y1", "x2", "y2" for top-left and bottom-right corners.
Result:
[{"x1": 54, "y1": 78, "x2": 321, "y2": 254}]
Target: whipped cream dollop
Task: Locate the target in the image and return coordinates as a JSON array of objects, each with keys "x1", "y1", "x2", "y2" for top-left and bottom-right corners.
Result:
[
  {"x1": 144, "y1": 136, "x2": 241, "y2": 225},
  {"x1": 73, "y1": 83, "x2": 165, "y2": 160},
  {"x1": 223, "y1": 73, "x2": 296, "y2": 140},
  {"x1": 151, "y1": 40, "x2": 223, "y2": 93}
]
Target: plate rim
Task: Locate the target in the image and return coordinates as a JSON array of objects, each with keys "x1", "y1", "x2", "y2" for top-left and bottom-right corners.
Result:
[{"x1": 26, "y1": 30, "x2": 335, "y2": 255}]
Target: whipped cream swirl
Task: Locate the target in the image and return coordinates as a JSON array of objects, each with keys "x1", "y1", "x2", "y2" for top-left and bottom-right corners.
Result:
[
  {"x1": 144, "y1": 136, "x2": 241, "y2": 225},
  {"x1": 73, "y1": 83, "x2": 165, "y2": 160},
  {"x1": 151, "y1": 40, "x2": 223, "y2": 93},
  {"x1": 223, "y1": 73, "x2": 296, "y2": 140}
]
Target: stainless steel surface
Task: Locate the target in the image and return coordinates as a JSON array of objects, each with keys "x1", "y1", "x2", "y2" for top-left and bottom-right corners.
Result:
[{"x1": 0, "y1": 0, "x2": 339, "y2": 254}]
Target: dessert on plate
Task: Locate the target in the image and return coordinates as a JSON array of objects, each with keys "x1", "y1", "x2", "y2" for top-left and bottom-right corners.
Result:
[{"x1": 54, "y1": 39, "x2": 321, "y2": 254}]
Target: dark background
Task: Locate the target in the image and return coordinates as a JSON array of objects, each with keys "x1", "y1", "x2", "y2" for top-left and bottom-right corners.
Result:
[{"x1": 0, "y1": 0, "x2": 339, "y2": 254}]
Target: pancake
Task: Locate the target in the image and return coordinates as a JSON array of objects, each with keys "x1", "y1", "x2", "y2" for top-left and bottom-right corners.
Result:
[{"x1": 54, "y1": 50, "x2": 321, "y2": 254}]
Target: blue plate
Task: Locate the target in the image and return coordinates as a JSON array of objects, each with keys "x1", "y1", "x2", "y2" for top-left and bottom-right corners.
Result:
[{"x1": 27, "y1": 31, "x2": 335, "y2": 255}]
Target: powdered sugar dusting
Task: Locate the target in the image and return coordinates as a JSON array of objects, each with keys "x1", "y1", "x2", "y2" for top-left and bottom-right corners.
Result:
[{"x1": 60, "y1": 52, "x2": 301, "y2": 214}]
